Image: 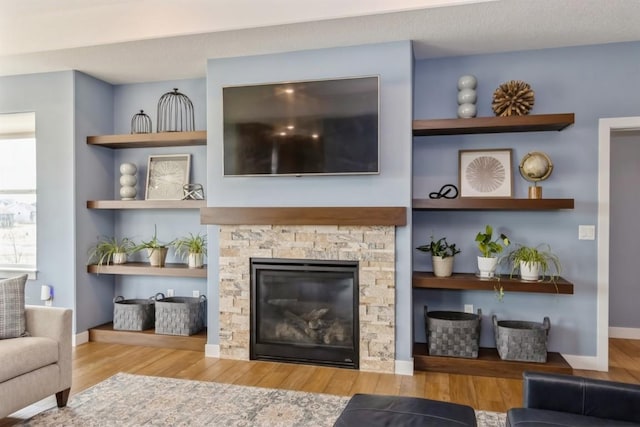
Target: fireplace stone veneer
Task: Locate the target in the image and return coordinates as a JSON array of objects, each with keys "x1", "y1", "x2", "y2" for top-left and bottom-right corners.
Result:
[{"x1": 218, "y1": 225, "x2": 396, "y2": 373}]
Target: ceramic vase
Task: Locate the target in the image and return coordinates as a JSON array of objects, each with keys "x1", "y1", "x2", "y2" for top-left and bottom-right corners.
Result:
[
  {"x1": 188, "y1": 252, "x2": 204, "y2": 269},
  {"x1": 519, "y1": 261, "x2": 540, "y2": 281},
  {"x1": 432, "y1": 256, "x2": 454, "y2": 278},
  {"x1": 147, "y1": 247, "x2": 168, "y2": 267},
  {"x1": 477, "y1": 256, "x2": 498, "y2": 278}
]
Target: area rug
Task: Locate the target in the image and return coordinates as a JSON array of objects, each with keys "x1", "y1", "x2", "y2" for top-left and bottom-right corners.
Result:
[{"x1": 21, "y1": 373, "x2": 506, "y2": 426}]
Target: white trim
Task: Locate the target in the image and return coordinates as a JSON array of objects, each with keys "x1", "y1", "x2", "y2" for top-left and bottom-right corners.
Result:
[
  {"x1": 597, "y1": 116, "x2": 640, "y2": 373},
  {"x1": 74, "y1": 330, "x2": 89, "y2": 347},
  {"x1": 394, "y1": 358, "x2": 414, "y2": 376},
  {"x1": 205, "y1": 344, "x2": 220, "y2": 358},
  {"x1": 609, "y1": 327, "x2": 640, "y2": 340},
  {"x1": 562, "y1": 354, "x2": 606, "y2": 371}
]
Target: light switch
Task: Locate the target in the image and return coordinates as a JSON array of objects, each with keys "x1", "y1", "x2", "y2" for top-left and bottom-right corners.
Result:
[{"x1": 578, "y1": 225, "x2": 596, "y2": 240}]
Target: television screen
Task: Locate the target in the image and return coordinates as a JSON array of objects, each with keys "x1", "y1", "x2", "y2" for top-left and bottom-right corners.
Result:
[{"x1": 223, "y1": 76, "x2": 379, "y2": 176}]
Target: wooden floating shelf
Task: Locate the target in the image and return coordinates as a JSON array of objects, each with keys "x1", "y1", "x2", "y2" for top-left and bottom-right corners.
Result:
[
  {"x1": 412, "y1": 272, "x2": 573, "y2": 294},
  {"x1": 413, "y1": 343, "x2": 572, "y2": 379},
  {"x1": 87, "y1": 200, "x2": 206, "y2": 210},
  {"x1": 412, "y1": 198, "x2": 574, "y2": 211},
  {"x1": 87, "y1": 263, "x2": 207, "y2": 278},
  {"x1": 200, "y1": 206, "x2": 407, "y2": 226},
  {"x1": 87, "y1": 131, "x2": 206, "y2": 148},
  {"x1": 89, "y1": 323, "x2": 206, "y2": 352},
  {"x1": 412, "y1": 113, "x2": 574, "y2": 136}
]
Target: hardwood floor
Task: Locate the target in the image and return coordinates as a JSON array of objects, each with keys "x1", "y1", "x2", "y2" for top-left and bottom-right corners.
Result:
[{"x1": 2, "y1": 338, "x2": 639, "y2": 426}]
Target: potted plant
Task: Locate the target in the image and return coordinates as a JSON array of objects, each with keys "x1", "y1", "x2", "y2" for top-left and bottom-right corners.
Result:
[
  {"x1": 417, "y1": 236, "x2": 460, "y2": 277},
  {"x1": 173, "y1": 232, "x2": 207, "y2": 268},
  {"x1": 134, "y1": 225, "x2": 173, "y2": 267},
  {"x1": 504, "y1": 243, "x2": 562, "y2": 282},
  {"x1": 88, "y1": 236, "x2": 136, "y2": 266},
  {"x1": 475, "y1": 225, "x2": 510, "y2": 278}
]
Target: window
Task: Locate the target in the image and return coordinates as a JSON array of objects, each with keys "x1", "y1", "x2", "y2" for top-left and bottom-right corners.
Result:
[{"x1": 0, "y1": 112, "x2": 36, "y2": 278}]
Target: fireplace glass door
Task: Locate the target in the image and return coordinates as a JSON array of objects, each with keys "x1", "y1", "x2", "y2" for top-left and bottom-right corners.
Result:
[{"x1": 250, "y1": 258, "x2": 359, "y2": 369}]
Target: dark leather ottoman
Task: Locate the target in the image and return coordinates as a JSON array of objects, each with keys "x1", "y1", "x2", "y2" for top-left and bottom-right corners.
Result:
[{"x1": 334, "y1": 393, "x2": 477, "y2": 427}]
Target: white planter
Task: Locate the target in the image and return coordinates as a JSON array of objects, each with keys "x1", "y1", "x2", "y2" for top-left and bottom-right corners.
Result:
[
  {"x1": 477, "y1": 256, "x2": 498, "y2": 278},
  {"x1": 432, "y1": 256, "x2": 454, "y2": 277},
  {"x1": 147, "y1": 247, "x2": 168, "y2": 267},
  {"x1": 519, "y1": 261, "x2": 540, "y2": 281},
  {"x1": 112, "y1": 252, "x2": 127, "y2": 265},
  {"x1": 188, "y1": 252, "x2": 204, "y2": 269}
]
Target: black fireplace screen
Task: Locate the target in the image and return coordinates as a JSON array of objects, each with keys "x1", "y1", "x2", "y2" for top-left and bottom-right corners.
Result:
[{"x1": 250, "y1": 258, "x2": 359, "y2": 369}]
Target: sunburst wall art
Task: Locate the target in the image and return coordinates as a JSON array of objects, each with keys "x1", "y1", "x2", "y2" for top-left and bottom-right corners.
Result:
[{"x1": 459, "y1": 149, "x2": 513, "y2": 198}]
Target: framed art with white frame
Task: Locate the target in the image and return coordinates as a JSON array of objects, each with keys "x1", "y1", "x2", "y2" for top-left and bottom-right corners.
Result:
[
  {"x1": 459, "y1": 149, "x2": 513, "y2": 198},
  {"x1": 145, "y1": 154, "x2": 191, "y2": 200}
]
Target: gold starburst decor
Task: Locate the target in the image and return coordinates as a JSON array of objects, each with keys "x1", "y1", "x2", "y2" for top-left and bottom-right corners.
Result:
[{"x1": 491, "y1": 80, "x2": 535, "y2": 117}]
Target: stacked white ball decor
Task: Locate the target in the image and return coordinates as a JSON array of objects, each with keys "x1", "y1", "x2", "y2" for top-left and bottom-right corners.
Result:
[
  {"x1": 119, "y1": 163, "x2": 137, "y2": 200},
  {"x1": 457, "y1": 75, "x2": 478, "y2": 118}
]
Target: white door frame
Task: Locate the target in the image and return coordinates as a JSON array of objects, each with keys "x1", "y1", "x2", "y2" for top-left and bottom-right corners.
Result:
[{"x1": 595, "y1": 116, "x2": 640, "y2": 371}]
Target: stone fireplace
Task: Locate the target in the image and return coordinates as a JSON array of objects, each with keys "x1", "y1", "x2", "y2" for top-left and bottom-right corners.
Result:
[{"x1": 218, "y1": 224, "x2": 396, "y2": 373}]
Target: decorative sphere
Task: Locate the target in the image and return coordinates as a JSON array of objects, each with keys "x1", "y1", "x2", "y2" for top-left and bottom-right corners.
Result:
[
  {"x1": 119, "y1": 186, "x2": 137, "y2": 200},
  {"x1": 120, "y1": 162, "x2": 137, "y2": 175},
  {"x1": 457, "y1": 103, "x2": 477, "y2": 118},
  {"x1": 520, "y1": 152, "x2": 553, "y2": 182},
  {"x1": 457, "y1": 75, "x2": 477, "y2": 90},
  {"x1": 120, "y1": 174, "x2": 137, "y2": 186},
  {"x1": 457, "y1": 88, "x2": 477, "y2": 105}
]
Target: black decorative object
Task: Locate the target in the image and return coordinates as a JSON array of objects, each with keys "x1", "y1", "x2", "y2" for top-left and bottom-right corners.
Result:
[
  {"x1": 157, "y1": 88, "x2": 195, "y2": 132},
  {"x1": 429, "y1": 184, "x2": 459, "y2": 199},
  {"x1": 130, "y1": 110, "x2": 152, "y2": 134}
]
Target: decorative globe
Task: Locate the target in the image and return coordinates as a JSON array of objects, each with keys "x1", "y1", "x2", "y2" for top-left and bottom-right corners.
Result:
[{"x1": 519, "y1": 152, "x2": 553, "y2": 183}]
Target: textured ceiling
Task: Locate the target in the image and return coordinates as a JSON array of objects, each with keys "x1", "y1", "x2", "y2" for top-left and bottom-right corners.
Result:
[{"x1": 1, "y1": 0, "x2": 640, "y2": 84}]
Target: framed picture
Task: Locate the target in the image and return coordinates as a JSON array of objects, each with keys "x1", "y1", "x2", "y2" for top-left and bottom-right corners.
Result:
[
  {"x1": 459, "y1": 149, "x2": 513, "y2": 198},
  {"x1": 145, "y1": 154, "x2": 191, "y2": 200}
]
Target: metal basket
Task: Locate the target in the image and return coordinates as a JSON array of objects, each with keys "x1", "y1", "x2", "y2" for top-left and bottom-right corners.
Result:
[
  {"x1": 154, "y1": 293, "x2": 206, "y2": 336},
  {"x1": 493, "y1": 315, "x2": 550, "y2": 363},
  {"x1": 425, "y1": 307, "x2": 481, "y2": 359},
  {"x1": 113, "y1": 295, "x2": 156, "y2": 331}
]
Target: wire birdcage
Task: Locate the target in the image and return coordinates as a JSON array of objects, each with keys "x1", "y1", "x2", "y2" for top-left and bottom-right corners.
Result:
[
  {"x1": 130, "y1": 110, "x2": 152, "y2": 134},
  {"x1": 157, "y1": 88, "x2": 195, "y2": 132}
]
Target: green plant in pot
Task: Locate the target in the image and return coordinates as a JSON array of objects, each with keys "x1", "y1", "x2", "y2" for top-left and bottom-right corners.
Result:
[
  {"x1": 173, "y1": 232, "x2": 207, "y2": 269},
  {"x1": 417, "y1": 236, "x2": 460, "y2": 277},
  {"x1": 88, "y1": 236, "x2": 136, "y2": 267},
  {"x1": 134, "y1": 225, "x2": 173, "y2": 267},
  {"x1": 475, "y1": 225, "x2": 510, "y2": 278},
  {"x1": 505, "y1": 243, "x2": 562, "y2": 282}
]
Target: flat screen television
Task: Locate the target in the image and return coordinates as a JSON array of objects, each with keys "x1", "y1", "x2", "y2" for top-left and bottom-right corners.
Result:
[{"x1": 223, "y1": 76, "x2": 379, "y2": 176}]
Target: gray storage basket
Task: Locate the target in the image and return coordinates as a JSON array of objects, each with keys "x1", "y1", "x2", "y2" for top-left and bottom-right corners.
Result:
[
  {"x1": 425, "y1": 307, "x2": 481, "y2": 359},
  {"x1": 154, "y1": 293, "x2": 206, "y2": 336},
  {"x1": 113, "y1": 295, "x2": 156, "y2": 331},
  {"x1": 493, "y1": 315, "x2": 550, "y2": 363}
]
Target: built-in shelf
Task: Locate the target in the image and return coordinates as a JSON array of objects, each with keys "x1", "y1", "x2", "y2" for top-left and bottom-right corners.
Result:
[
  {"x1": 200, "y1": 206, "x2": 407, "y2": 226},
  {"x1": 86, "y1": 130, "x2": 206, "y2": 148},
  {"x1": 87, "y1": 263, "x2": 207, "y2": 278},
  {"x1": 412, "y1": 198, "x2": 574, "y2": 211},
  {"x1": 412, "y1": 272, "x2": 573, "y2": 295},
  {"x1": 89, "y1": 323, "x2": 206, "y2": 352},
  {"x1": 412, "y1": 113, "x2": 575, "y2": 136},
  {"x1": 412, "y1": 343, "x2": 572, "y2": 378},
  {"x1": 87, "y1": 200, "x2": 206, "y2": 210}
]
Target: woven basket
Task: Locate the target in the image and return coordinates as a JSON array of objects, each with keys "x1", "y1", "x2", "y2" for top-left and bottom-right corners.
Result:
[
  {"x1": 155, "y1": 294, "x2": 206, "y2": 336},
  {"x1": 113, "y1": 296, "x2": 156, "y2": 331},
  {"x1": 425, "y1": 307, "x2": 481, "y2": 359},
  {"x1": 493, "y1": 315, "x2": 550, "y2": 363}
]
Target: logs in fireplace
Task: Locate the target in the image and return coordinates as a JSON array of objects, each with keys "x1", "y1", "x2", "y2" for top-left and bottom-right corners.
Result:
[{"x1": 250, "y1": 258, "x2": 359, "y2": 369}]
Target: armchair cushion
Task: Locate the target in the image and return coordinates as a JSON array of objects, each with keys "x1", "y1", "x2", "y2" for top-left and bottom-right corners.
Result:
[
  {"x1": 0, "y1": 274, "x2": 28, "y2": 339},
  {"x1": 0, "y1": 336, "x2": 58, "y2": 382}
]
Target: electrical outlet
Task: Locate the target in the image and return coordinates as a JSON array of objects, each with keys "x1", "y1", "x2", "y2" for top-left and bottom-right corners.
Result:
[
  {"x1": 464, "y1": 304, "x2": 473, "y2": 314},
  {"x1": 192, "y1": 290, "x2": 200, "y2": 298},
  {"x1": 167, "y1": 289, "x2": 174, "y2": 297},
  {"x1": 578, "y1": 225, "x2": 596, "y2": 240}
]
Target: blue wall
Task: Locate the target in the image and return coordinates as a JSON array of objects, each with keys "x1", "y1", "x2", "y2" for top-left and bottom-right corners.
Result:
[
  {"x1": 206, "y1": 41, "x2": 414, "y2": 361},
  {"x1": 413, "y1": 41, "x2": 640, "y2": 355}
]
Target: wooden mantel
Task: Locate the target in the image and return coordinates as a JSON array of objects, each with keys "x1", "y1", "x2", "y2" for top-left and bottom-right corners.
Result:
[{"x1": 200, "y1": 207, "x2": 407, "y2": 226}]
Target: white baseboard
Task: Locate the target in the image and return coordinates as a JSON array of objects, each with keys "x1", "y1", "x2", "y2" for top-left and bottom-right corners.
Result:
[
  {"x1": 561, "y1": 353, "x2": 607, "y2": 372},
  {"x1": 205, "y1": 344, "x2": 220, "y2": 358},
  {"x1": 394, "y1": 359, "x2": 414, "y2": 376},
  {"x1": 74, "y1": 331, "x2": 89, "y2": 347},
  {"x1": 609, "y1": 327, "x2": 640, "y2": 339}
]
